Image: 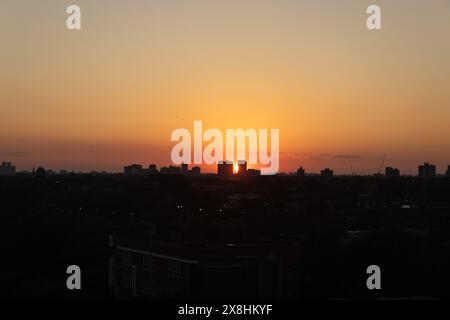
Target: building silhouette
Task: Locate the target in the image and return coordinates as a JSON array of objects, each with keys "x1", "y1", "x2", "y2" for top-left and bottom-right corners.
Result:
[
  {"x1": 160, "y1": 166, "x2": 181, "y2": 175},
  {"x1": 35, "y1": 167, "x2": 46, "y2": 178},
  {"x1": 218, "y1": 161, "x2": 233, "y2": 176},
  {"x1": 125, "y1": 164, "x2": 160, "y2": 176},
  {"x1": 247, "y1": 169, "x2": 261, "y2": 176},
  {"x1": 124, "y1": 164, "x2": 144, "y2": 176},
  {"x1": 0, "y1": 162, "x2": 15, "y2": 176},
  {"x1": 418, "y1": 162, "x2": 436, "y2": 178},
  {"x1": 297, "y1": 166, "x2": 305, "y2": 177},
  {"x1": 446, "y1": 166, "x2": 450, "y2": 178},
  {"x1": 108, "y1": 235, "x2": 299, "y2": 300},
  {"x1": 191, "y1": 166, "x2": 201, "y2": 176},
  {"x1": 320, "y1": 168, "x2": 333, "y2": 178},
  {"x1": 148, "y1": 165, "x2": 158, "y2": 175},
  {"x1": 237, "y1": 160, "x2": 247, "y2": 176},
  {"x1": 385, "y1": 167, "x2": 400, "y2": 178},
  {"x1": 124, "y1": 164, "x2": 202, "y2": 176}
]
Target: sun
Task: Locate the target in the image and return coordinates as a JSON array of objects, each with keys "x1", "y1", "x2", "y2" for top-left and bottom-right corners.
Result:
[{"x1": 233, "y1": 163, "x2": 239, "y2": 174}]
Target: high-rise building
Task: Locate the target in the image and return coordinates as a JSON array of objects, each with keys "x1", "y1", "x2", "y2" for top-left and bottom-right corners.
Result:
[
  {"x1": 385, "y1": 167, "x2": 400, "y2": 178},
  {"x1": 0, "y1": 162, "x2": 16, "y2": 176},
  {"x1": 297, "y1": 166, "x2": 305, "y2": 177},
  {"x1": 237, "y1": 160, "x2": 247, "y2": 176},
  {"x1": 446, "y1": 165, "x2": 450, "y2": 178},
  {"x1": 181, "y1": 163, "x2": 189, "y2": 175},
  {"x1": 148, "y1": 164, "x2": 158, "y2": 175},
  {"x1": 160, "y1": 166, "x2": 182, "y2": 175},
  {"x1": 124, "y1": 164, "x2": 144, "y2": 176},
  {"x1": 191, "y1": 166, "x2": 201, "y2": 176},
  {"x1": 418, "y1": 163, "x2": 436, "y2": 178},
  {"x1": 218, "y1": 161, "x2": 233, "y2": 176},
  {"x1": 320, "y1": 168, "x2": 333, "y2": 178}
]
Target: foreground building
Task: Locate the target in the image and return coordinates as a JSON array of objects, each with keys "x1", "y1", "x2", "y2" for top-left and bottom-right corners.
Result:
[{"x1": 108, "y1": 235, "x2": 301, "y2": 300}]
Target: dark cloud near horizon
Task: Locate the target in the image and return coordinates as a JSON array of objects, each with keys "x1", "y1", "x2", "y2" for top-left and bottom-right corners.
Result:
[
  {"x1": 0, "y1": 151, "x2": 30, "y2": 158},
  {"x1": 309, "y1": 153, "x2": 363, "y2": 161},
  {"x1": 321, "y1": 154, "x2": 363, "y2": 159}
]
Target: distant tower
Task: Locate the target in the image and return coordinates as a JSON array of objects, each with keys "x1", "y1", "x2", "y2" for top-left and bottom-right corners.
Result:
[
  {"x1": 191, "y1": 166, "x2": 201, "y2": 176},
  {"x1": 320, "y1": 168, "x2": 333, "y2": 178},
  {"x1": 237, "y1": 160, "x2": 247, "y2": 176},
  {"x1": 418, "y1": 163, "x2": 436, "y2": 178},
  {"x1": 36, "y1": 167, "x2": 46, "y2": 178},
  {"x1": 218, "y1": 161, "x2": 233, "y2": 176},
  {"x1": 297, "y1": 166, "x2": 305, "y2": 177},
  {"x1": 0, "y1": 161, "x2": 15, "y2": 176},
  {"x1": 148, "y1": 164, "x2": 158, "y2": 175},
  {"x1": 385, "y1": 167, "x2": 400, "y2": 178},
  {"x1": 124, "y1": 164, "x2": 144, "y2": 176},
  {"x1": 446, "y1": 165, "x2": 450, "y2": 178}
]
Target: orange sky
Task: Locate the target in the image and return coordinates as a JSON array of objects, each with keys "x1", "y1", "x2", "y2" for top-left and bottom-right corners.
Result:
[{"x1": 1, "y1": 0, "x2": 450, "y2": 174}]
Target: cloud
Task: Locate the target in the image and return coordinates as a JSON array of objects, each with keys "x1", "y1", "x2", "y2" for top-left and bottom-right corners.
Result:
[
  {"x1": 309, "y1": 153, "x2": 363, "y2": 160},
  {"x1": 0, "y1": 151, "x2": 30, "y2": 158},
  {"x1": 324, "y1": 154, "x2": 363, "y2": 159},
  {"x1": 283, "y1": 152, "x2": 308, "y2": 159}
]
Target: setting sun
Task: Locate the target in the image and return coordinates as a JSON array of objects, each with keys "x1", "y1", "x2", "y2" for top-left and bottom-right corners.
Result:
[{"x1": 233, "y1": 164, "x2": 239, "y2": 174}]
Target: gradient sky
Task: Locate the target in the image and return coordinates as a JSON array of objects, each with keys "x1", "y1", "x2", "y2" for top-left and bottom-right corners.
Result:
[{"x1": 1, "y1": 0, "x2": 450, "y2": 174}]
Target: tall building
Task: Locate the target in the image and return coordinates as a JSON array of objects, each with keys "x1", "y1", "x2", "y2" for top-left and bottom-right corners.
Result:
[
  {"x1": 385, "y1": 167, "x2": 400, "y2": 178},
  {"x1": 0, "y1": 162, "x2": 16, "y2": 176},
  {"x1": 181, "y1": 164, "x2": 189, "y2": 175},
  {"x1": 191, "y1": 166, "x2": 201, "y2": 176},
  {"x1": 237, "y1": 160, "x2": 247, "y2": 176},
  {"x1": 109, "y1": 235, "x2": 301, "y2": 300},
  {"x1": 160, "y1": 166, "x2": 182, "y2": 175},
  {"x1": 124, "y1": 164, "x2": 144, "y2": 176},
  {"x1": 148, "y1": 164, "x2": 158, "y2": 175},
  {"x1": 297, "y1": 166, "x2": 305, "y2": 177},
  {"x1": 320, "y1": 168, "x2": 333, "y2": 178},
  {"x1": 418, "y1": 163, "x2": 436, "y2": 178},
  {"x1": 218, "y1": 161, "x2": 233, "y2": 176},
  {"x1": 446, "y1": 165, "x2": 450, "y2": 178}
]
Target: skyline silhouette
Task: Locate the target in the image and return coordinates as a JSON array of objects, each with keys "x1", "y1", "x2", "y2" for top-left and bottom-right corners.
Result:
[{"x1": 2, "y1": 159, "x2": 450, "y2": 177}]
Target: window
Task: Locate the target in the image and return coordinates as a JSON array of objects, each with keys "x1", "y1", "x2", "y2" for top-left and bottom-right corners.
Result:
[
  {"x1": 151, "y1": 256, "x2": 156, "y2": 272},
  {"x1": 143, "y1": 279, "x2": 156, "y2": 297},
  {"x1": 168, "y1": 287, "x2": 180, "y2": 298},
  {"x1": 120, "y1": 253, "x2": 134, "y2": 266},
  {"x1": 144, "y1": 255, "x2": 155, "y2": 272},
  {"x1": 271, "y1": 264, "x2": 281, "y2": 299},
  {"x1": 168, "y1": 259, "x2": 182, "y2": 278}
]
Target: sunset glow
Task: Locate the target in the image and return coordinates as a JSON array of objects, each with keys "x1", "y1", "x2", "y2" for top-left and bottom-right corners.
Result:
[{"x1": 1, "y1": 0, "x2": 450, "y2": 174}]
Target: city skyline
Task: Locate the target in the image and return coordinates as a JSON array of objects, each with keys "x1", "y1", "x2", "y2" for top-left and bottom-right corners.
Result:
[
  {"x1": 2, "y1": 159, "x2": 450, "y2": 177},
  {"x1": 3, "y1": 0, "x2": 450, "y2": 305}
]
